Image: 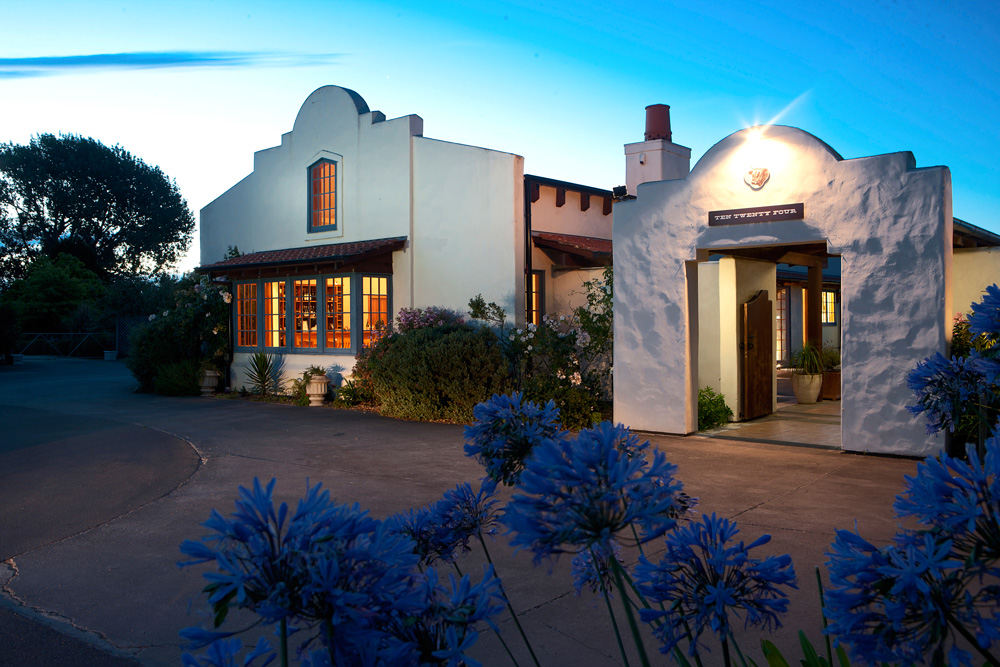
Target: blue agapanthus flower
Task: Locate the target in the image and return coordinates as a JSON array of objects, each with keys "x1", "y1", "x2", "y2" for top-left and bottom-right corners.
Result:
[
  {"x1": 969, "y1": 283, "x2": 1000, "y2": 340},
  {"x1": 824, "y1": 527, "x2": 971, "y2": 666},
  {"x1": 504, "y1": 421, "x2": 688, "y2": 562},
  {"x1": 906, "y1": 352, "x2": 984, "y2": 434},
  {"x1": 387, "y1": 481, "x2": 501, "y2": 566},
  {"x1": 825, "y1": 430, "x2": 1000, "y2": 667},
  {"x1": 391, "y1": 565, "x2": 506, "y2": 667},
  {"x1": 464, "y1": 392, "x2": 566, "y2": 486},
  {"x1": 634, "y1": 513, "x2": 796, "y2": 660},
  {"x1": 571, "y1": 541, "x2": 624, "y2": 596}
]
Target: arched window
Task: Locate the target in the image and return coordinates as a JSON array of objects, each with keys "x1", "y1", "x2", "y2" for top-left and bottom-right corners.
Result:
[{"x1": 309, "y1": 159, "x2": 337, "y2": 232}]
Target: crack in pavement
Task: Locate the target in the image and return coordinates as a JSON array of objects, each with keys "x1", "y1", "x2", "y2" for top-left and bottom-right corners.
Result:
[
  {"x1": 729, "y1": 458, "x2": 860, "y2": 521},
  {"x1": 0, "y1": 558, "x2": 139, "y2": 658}
]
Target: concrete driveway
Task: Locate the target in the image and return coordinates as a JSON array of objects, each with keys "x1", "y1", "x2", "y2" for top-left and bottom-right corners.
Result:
[{"x1": 0, "y1": 357, "x2": 921, "y2": 666}]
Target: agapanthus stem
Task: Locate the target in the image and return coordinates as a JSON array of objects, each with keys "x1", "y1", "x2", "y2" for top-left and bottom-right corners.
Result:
[
  {"x1": 815, "y1": 567, "x2": 832, "y2": 666},
  {"x1": 279, "y1": 618, "x2": 288, "y2": 667},
  {"x1": 616, "y1": 562, "x2": 653, "y2": 610},
  {"x1": 452, "y1": 561, "x2": 464, "y2": 578},
  {"x1": 725, "y1": 630, "x2": 749, "y2": 667},
  {"x1": 477, "y1": 531, "x2": 542, "y2": 667},
  {"x1": 610, "y1": 558, "x2": 652, "y2": 667},
  {"x1": 601, "y1": 582, "x2": 631, "y2": 667},
  {"x1": 721, "y1": 637, "x2": 732, "y2": 667},
  {"x1": 493, "y1": 621, "x2": 523, "y2": 667},
  {"x1": 942, "y1": 601, "x2": 999, "y2": 666}
]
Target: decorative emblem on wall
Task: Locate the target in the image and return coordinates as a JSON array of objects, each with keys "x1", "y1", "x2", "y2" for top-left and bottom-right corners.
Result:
[{"x1": 744, "y1": 167, "x2": 770, "y2": 190}]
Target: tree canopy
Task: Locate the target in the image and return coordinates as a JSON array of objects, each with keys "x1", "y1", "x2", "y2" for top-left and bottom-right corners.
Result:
[{"x1": 0, "y1": 134, "x2": 194, "y2": 286}]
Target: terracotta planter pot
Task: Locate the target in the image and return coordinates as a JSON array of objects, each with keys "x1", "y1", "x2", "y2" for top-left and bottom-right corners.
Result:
[
  {"x1": 306, "y1": 374, "x2": 329, "y2": 406},
  {"x1": 791, "y1": 373, "x2": 823, "y2": 404},
  {"x1": 821, "y1": 370, "x2": 841, "y2": 400}
]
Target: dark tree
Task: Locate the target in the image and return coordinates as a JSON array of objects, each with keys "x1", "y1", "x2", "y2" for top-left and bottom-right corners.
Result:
[{"x1": 0, "y1": 134, "x2": 194, "y2": 286}]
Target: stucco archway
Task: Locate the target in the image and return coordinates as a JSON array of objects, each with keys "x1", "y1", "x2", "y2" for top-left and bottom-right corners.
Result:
[{"x1": 613, "y1": 125, "x2": 952, "y2": 456}]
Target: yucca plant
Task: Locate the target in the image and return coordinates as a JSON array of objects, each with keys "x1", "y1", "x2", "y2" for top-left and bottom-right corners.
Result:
[{"x1": 243, "y1": 352, "x2": 284, "y2": 397}]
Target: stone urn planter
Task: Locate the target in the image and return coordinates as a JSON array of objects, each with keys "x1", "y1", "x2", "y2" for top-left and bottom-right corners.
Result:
[
  {"x1": 791, "y1": 373, "x2": 823, "y2": 404},
  {"x1": 200, "y1": 369, "x2": 220, "y2": 396},
  {"x1": 306, "y1": 372, "x2": 329, "y2": 406}
]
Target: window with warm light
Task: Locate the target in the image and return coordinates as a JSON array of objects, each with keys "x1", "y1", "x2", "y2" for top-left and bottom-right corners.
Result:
[
  {"x1": 776, "y1": 286, "x2": 788, "y2": 364},
  {"x1": 234, "y1": 274, "x2": 388, "y2": 354},
  {"x1": 293, "y1": 279, "x2": 318, "y2": 348},
  {"x1": 236, "y1": 283, "x2": 257, "y2": 347},
  {"x1": 821, "y1": 290, "x2": 837, "y2": 325},
  {"x1": 325, "y1": 277, "x2": 351, "y2": 349},
  {"x1": 362, "y1": 276, "x2": 389, "y2": 348},
  {"x1": 309, "y1": 159, "x2": 337, "y2": 232},
  {"x1": 263, "y1": 281, "x2": 286, "y2": 348},
  {"x1": 527, "y1": 270, "x2": 544, "y2": 325}
]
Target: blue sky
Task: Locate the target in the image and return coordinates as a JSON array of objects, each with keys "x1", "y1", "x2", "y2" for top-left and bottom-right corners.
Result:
[{"x1": 2, "y1": 0, "x2": 998, "y2": 270}]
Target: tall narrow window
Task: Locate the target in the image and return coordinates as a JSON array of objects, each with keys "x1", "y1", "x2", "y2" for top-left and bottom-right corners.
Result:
[
  {"x1": 236, "y1": 283, "x2": 258, "y2": 347},
  {"x1": 326, "y1": 277, "x2": 351, "y2": 349},
  {"x1": 821, "y1": 290, "x2": 837, "y2": 324},
  {"x1": 310, "y1": 160, "x2": 337, "y2": 231},
  {"x1": 362, "y1": 276, "x2": 388, "y2": 348},
  {"x1": 526, "y1": 270, "x2": 544, "y2": 325},
  {"x1": 293, "y1": 279, "x2": 318, "y2": 348},
  {"x1": 263, "y1": 280, "x2": 286, "y2": 348},
  {"x1": 776, "y1": 286, "x2": 788, "y2": 365}
]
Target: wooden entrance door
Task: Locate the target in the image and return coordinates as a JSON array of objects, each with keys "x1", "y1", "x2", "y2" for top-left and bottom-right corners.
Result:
[{"x1": 740, "y1": 290, "x2": 773, "y2": 420}]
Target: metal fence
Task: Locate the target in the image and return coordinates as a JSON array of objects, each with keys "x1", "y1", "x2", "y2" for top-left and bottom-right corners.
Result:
[
  {"x1": 17, "y1": 332, "x2": 113, "y2": 358},
  {"x1": 115, "y1": 315, "x2": 149, "y2": 358}
]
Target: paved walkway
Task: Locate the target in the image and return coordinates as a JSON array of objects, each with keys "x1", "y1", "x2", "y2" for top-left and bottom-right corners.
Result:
[{"x1": 0, "y1": 357, "x2": 922, "y2": 666}]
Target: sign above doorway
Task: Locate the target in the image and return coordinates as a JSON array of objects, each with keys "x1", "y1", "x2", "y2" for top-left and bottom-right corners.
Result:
[{"x1": 708, "y1": 203, "x2": 804, "y2": 226}]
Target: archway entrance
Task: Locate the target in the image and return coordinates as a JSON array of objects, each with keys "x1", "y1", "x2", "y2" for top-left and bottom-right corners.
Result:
[{"x1": 695, "y1": 241, "x2": 837, "y2": 423}]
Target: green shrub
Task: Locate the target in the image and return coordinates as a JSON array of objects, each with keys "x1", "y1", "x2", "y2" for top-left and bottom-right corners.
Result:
[
  {"x1": 125, "y1": 274, "x2": 230, "y2": 393},
  {"x1": 698, "y1": 387, "x2": 733, "y2": 430},
  {"x1": 366, "y1": 324, "x2": 508, "y2": 422},
  {"x1": 153, "y1": 359, "x2": 202, "y2": 396}
]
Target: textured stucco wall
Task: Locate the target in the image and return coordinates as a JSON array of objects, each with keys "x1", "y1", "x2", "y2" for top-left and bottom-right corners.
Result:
[
  {"x1": 953, "y1": 247, "x2": 1000, "y2": 314},
  {"x1": 614, "y1": 125, "x2": 951, "y2": 456}
]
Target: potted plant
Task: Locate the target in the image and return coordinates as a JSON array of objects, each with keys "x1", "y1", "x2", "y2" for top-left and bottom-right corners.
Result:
[
  {"x1": 199, "y1": 361, "x2": 221, "y2": 397},
  {"x1": 305, "y1": 365, "x2": 330, "y2": 406},
  {"x1": 789, "y1": 342, "x2": 823, "y2": 404},
  {"x1": 820, "y1": 347, "x2": 841, "y2": 401}
]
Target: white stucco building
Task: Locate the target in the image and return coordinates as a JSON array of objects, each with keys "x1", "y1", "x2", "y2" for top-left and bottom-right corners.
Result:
[
  {"x1": 199, "y1": 86, "x2": 612, "y2": 382},
  {"x1": 614, "y1": 107, "x2": 999, "y2": 456}
]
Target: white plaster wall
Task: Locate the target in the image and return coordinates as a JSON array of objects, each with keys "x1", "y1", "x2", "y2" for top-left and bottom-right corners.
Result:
[
  {"x1": 543, "y1": 263, "x2": 606, "y2": 316},
  {"x1": 624, "y1": 139, "x2": 691, "y2": 195},
  {"x1": 718, "y1": 258, "x2": 739, "y2": 417},
  {"x1": 697, "y1": 261, "x2": 722, "y2": 393},
  {"x1": 530, "y1": 186, "x2": 613, "y2": 240},
  {"x1": 200, "y1": 86, "x2": 418, "y2": 266},
  {"x1": 230, "y1": 352, "x2": 355, "y2": 391},
  {"x1": 411, "y1": 137, "x2": 522, "y2": 318},
  {"x1": 615, "y1": 125, "x2": 952, "y2": 455},
  {"x1": 953, "y1": 247, "x2": 1000, "y2": 314}
]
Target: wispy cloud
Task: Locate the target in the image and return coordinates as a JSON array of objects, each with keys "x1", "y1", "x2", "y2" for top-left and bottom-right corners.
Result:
[{"x1": 0, "y1": 51, "x2": 340, "y2": 78}]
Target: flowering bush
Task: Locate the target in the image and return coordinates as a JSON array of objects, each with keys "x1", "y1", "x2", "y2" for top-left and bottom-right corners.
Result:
[
  {"x1": 395, "y1": 306, "x2": 465, "y2": 333},
  {"x1": 127, "y1": 273, "x2": 230, "y2": 393},
  {"x1": 908, "y1": 287, "x2": 1000, "y2": 454}
]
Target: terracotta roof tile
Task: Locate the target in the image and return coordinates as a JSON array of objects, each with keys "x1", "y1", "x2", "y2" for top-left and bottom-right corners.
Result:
[{"x1": 200, "y1": 237, "x2": 407, "y2": 271}]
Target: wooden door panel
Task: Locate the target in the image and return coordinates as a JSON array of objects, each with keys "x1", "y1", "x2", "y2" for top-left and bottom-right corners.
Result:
[{"x1": 740, "y1": 290, "x2": 773, "y2": 420}]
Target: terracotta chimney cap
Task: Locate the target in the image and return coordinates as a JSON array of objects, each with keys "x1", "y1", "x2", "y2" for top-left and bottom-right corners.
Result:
[{"x1": 645, "y1": 104, "x2": 671, "y2": 142}]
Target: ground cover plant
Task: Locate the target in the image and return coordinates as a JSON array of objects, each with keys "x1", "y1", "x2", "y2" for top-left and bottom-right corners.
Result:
[
  {"x1": 697, "y1": 386, "x2": 733, "y2": 430},
  {"x1": 180, "y1": 285, "x2": 1000, "y2": 666}
]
